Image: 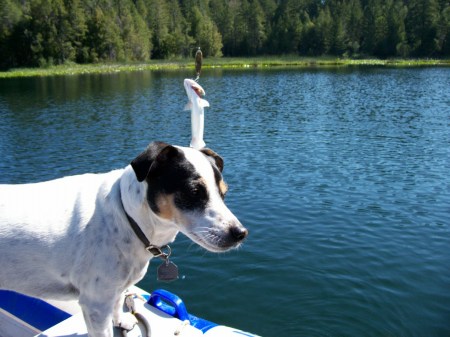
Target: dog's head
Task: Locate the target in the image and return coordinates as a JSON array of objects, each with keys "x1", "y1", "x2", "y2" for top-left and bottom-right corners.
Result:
[{"x1": 130, "y1": 142, "x2": 248, "y2": 252}]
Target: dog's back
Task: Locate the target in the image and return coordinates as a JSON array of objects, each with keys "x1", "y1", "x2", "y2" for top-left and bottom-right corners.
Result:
[{"x1": 0, "y1": 170, "x2": 123, "y2": 298}]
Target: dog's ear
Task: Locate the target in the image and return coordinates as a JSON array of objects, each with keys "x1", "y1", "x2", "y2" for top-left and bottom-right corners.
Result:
[
  {"x1": 200, "y1": 148, "x2": 224, "y2": 172},
  {"x1": 131, "y1": 141, "x2": 179, "y2": 182}
]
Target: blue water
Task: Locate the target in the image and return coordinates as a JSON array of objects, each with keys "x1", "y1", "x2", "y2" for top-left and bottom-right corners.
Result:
[{"x1": 1, "y1": 67, "x2": 449, "y2": 336}]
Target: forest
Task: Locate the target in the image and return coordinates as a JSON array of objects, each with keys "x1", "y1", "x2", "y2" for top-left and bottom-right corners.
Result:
[{"x1": 1, "y1": 0, "x2": 449, "y2": 69}]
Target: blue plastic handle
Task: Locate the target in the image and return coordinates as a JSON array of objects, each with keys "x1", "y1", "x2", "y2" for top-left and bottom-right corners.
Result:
[{"x1": 147, "y1": 289, "x2": 190, "y2": 322}]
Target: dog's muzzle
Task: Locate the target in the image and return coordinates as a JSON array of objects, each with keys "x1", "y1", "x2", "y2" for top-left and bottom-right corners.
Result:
[{"x1": 196, "y1": 220, "x2": 248, "y2": 253}]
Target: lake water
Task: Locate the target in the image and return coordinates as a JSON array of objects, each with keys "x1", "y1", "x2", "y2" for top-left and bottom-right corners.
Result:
[{"x1": 1, "y1": 67, "x2": 449, "y2": 337}]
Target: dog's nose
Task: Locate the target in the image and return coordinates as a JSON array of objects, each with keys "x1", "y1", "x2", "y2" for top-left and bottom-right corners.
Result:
[{"x1": 229, "y1": 225, "x2": 248, "y2": 241}]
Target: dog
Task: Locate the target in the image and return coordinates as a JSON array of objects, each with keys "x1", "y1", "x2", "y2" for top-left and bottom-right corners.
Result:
[{"x1": 0, "y1": 141, "x2": 248, "y2": 337}]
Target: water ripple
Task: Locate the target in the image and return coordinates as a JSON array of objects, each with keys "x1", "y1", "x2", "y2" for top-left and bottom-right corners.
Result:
[{"x1": 1, "y1": 68, "x2": 449, "y2": 336}]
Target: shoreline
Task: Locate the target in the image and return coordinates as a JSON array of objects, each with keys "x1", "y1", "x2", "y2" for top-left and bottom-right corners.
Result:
[{"x1": 1, "y1": 57, "x2": 449, "y2": 78}]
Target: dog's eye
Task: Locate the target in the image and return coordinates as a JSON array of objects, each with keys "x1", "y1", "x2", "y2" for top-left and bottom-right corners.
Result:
[
  {"x1": 189, "y1": 184, "x2": 207, "y2": 199},
  {"x1": 174, "y1": 182, "x2": 208, "y2": 210}
]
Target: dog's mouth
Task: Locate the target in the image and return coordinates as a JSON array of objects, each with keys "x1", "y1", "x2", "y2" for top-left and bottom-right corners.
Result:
[
  {"x1": 153, "y1": 193, "x2": 248, "y2": 252},
  {"x1": 185, "y1": 226, "x2": 247, "y2": 253}
]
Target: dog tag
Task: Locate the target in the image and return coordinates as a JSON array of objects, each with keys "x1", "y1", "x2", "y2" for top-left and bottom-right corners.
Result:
[{"x1": 157, "y1": 259, "x2": 179, "y2": 282}]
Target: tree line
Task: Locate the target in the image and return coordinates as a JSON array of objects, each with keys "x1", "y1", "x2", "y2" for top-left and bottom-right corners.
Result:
[{"x1": 1, "y1": 0, "x2": 449, "y2": 69}]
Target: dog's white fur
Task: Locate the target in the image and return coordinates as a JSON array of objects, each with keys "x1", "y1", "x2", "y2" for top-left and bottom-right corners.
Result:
[{"x1": 0, "y1": 145, "x2": 245, "y2": 337}]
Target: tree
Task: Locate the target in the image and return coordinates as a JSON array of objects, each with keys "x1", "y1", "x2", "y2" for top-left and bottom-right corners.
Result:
[
  {"x1": 115, "y1": 0, "x2": 151, "y2": 60},
  {"x1": 209, "y1": 0, "x2": 234, "y2": 55},
  {"x1": 2, "y1": 0, "x2": 450, "y2": 69},
  {"x1": 65, "y1": 0, "x2": 88, "y2": 63},
  {"x1": 439, "y1": 5, "x2": 450, "y2": 55},
  {"x1": 268, "y1": 0, "x2": 303, "y2": 54},
  {"x1": 407, "y1": 0, "x2": 441, "y2": 56},
  {"x1": 146, "y1": 0, "x2": 190, "y2": 58},
  {"x1": 331, "y1": 18, "x2": 346, "y2": 56},
  {"x1": 85, "y1": 6, "x2": 124, "y2": 62},
  {"x1": 362, "y1": 0, "x2": 388, "y2": 57},
  {"x1": 192, "y1": 7, "x2": 223, "y2": 57},
  {"x1": 146, "y1": 0, "x2": 169, "y2": 58},
  {"x1": 22, "y1": 0, "x2": 74, "y2": 66},
  {"x1": 0, "y1": 0, "x2": 23, "y2": 68},
  {"x1": 387, "y1": 0, "x2": 409, "y2": 57},
  {"x1": 327, "y1": 1, "x2": 347, "y2": 56},
  {"x1": 343, "y1": 0, "x2": 364, "y2": 56},
  {"x1": 239, "y1": 0, "x2": 266, "y2": 55},
  {"x1": 312, "y1": 6, "x2": 333, "y2": 55}
]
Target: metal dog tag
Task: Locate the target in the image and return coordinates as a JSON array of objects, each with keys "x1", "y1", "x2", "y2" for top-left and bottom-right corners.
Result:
[{"x1": 157, "y1": 259, "x2": 179, "y2": 282}]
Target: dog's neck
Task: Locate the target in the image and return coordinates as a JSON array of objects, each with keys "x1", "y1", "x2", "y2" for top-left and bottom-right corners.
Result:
[{"x1": 119, "y1": 166, "x2": 179, "y2": 250}]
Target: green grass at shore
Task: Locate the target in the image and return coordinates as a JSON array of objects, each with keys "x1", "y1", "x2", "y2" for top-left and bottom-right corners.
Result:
[{"x1": 1, "y1": 57, "x2": 449, "y2": 78}]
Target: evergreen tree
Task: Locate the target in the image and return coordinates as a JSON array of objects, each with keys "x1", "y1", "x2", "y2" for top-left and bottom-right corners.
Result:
[
  {"x1": 115, "y1": 0, "x2": 151, "y2": 60},
  {"x1": 362, "y1": 0, "x2": 388, "y2": 57},
  {"x1": 209, "y1": 0, "x2": 234, "y2": 55},
  {"x1": 439, "y1": 4, "x2": 450, "y2": 55},
  {"x1": 146, "y1": 0, "x2": 170, "y2": 58},
  {"x1": 241, "y1": 0, "x2": 266, "y2": 55},
  {"x1": 195, "y1": 9, "x2": 223, "y2": 57},
  {"x1": 230, "y1": 0, "x2": 248, "y2": 55},
  {"x1": 328, "y1": 1, "x2": 347, "y2": 56},
  {"x1": 24, "y1": 0, "x2": 80, "y2": 66},
  {"x1": 312, "y1": 6, "x2": 333, "y2": 55},
  {"x1": 1, "y1": 0, "x2": 450, "y2": 69},
  {"x1": 407, "y1": 0, "x2": 441, "y2": 56},
  {"x1": 65, "y1": 0, "x2": 88, "y2": 63},
  {"x1": 257, "y1": 0, "x2": 276, "y2": 52},
  {"x1": 343, "y1": 0, "x2": 364, "y2": 56},
  {"x1": 0, "y1": 0, "x2": 23, "y2": 68},
  {"x1": 387, "y1": 0, "x2": 408, "y2": 57},
  {"x1": 146, "y1": 0, "x2": 190, "y2": 58},
  {"x1": 269, "y1": 0, "x2": 303, "y2": 54},
  {"x1": 86, "y1": 6, "x2": 124, "y2": 62},
  {"x1": 331, "y1": 18, "x2": 346, "y2": 56},
  {"x1": 298, "y1": 11, "x2": 315, "y2": 55}
]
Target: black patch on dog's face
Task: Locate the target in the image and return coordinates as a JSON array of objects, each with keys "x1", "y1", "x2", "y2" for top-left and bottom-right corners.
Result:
[
  {"x1": 147, "y1": 158, "x2": 209, "y2": 213},
  {"x1": 131, "y1": 143, "x2": 210, "y2": 214}
]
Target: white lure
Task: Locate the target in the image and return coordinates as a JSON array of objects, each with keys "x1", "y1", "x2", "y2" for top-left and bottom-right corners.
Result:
[{"x1": 184, "y1": 78, "x2": 210, "y2": 149}]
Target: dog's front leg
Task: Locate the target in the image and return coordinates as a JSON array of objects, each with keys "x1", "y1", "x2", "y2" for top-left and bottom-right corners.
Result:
[
  {"x1": 79, "y1": 295, "x2": 116, "y2": 337},
  {"x1": 112, "y1": 292, "x2": 138, "y2": 331}
]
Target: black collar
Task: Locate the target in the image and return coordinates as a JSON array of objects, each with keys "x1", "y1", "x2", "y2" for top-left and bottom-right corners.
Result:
[{"x1": 119, "y1": 186, "x2": 169, "y2": 258}]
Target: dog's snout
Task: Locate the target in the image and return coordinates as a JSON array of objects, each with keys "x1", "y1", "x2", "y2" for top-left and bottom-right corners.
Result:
[{"x1": 230, "y1": 225, "x2": 248, "y2": 241}]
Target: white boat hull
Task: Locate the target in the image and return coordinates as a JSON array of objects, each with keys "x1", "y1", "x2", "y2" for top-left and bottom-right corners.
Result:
[{"x1": 0, "y1": 286, "x2": 259, "y2": 337}]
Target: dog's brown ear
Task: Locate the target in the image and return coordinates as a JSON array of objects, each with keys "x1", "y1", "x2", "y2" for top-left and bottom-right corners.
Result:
[
  {"x1": 131, "y1": 141, "x2": 173, "y2": 182},
  {"x1": 200, "y1": 148, "x2": 224, "y2": 172}
]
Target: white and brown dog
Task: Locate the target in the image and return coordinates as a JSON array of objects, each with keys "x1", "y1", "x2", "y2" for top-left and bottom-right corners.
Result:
[{"x1": 0, "y1": 141, "x2": 248, "y2": 337}]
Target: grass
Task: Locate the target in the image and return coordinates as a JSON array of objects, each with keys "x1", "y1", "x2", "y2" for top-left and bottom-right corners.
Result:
[
  {"x1": 1, "y1": 57, "x2": 449, "y2": 78},
  {"x1": 206, "y1": 56, "x2": 450, "y2": 68}
]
